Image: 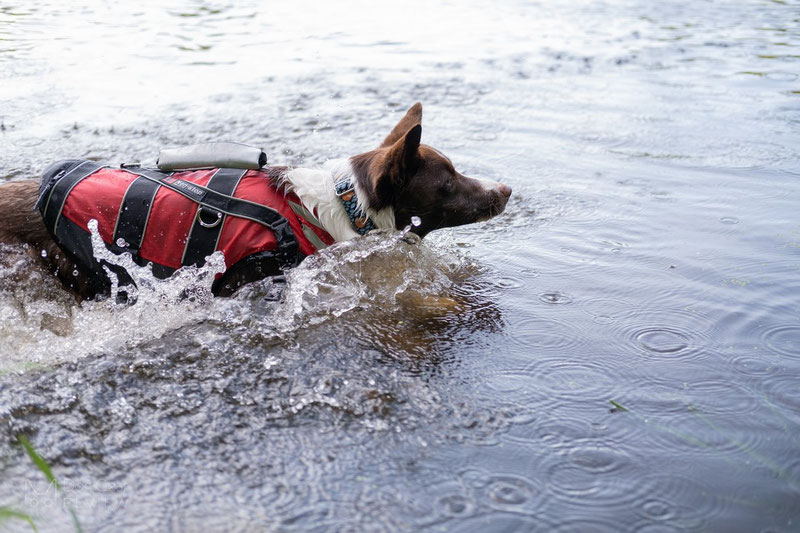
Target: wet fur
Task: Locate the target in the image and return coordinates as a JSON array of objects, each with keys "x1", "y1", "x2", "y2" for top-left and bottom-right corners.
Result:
[
  {"x1": 0, "y1": 102, "x2": 511, "y2": 300},
  {"x1": 0, "y1": 180, "x2": 97, "y2": 297}
]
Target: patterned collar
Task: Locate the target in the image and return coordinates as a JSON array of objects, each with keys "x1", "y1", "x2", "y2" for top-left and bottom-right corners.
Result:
[{"x1": 334, "y1": 176, "x2": 376, "y2": 236}]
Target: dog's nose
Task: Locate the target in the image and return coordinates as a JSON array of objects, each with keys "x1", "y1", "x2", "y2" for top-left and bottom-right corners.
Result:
[{"x1": 498, "y1": 183, "x2": 512, "y2": 198}]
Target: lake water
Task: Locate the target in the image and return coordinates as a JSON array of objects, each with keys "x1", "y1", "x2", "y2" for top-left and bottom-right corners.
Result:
[{"x1": 1, "y1": 1, "x2": 799, "y2": 531}]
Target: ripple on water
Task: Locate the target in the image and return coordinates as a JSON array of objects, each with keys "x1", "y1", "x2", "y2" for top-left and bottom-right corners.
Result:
[
  {"x1": 472, "y1": 473, "x2": 545, "y2": 516},
  {"x1": 482, "y1": 369, "x2": 541, "y2": 403},
  {"x1": 581, "y1": 295, "x2": 636, "y2": 325},
  {"x1": 436, "y1": 493, "x2": 477, "y2": 520},
  {"x1": 544, "y1": 440, "x2": 646, "y2": 510},
  {"x1": 618, "y1": 380, "x2": 698, "y2": 415},
  {"x1": 550, "y1": 519, "x2": 623, "y2": 533},
  {"x1": 537, "y1": 291, "x2": 574, "y2": 305},
  {"x1": 633, "y1": 372, "x2": 761, "y2": 417},
  {"x1": 493, "y1": 275, "x2": 527, "y2": 291},
  {"x1": 635, "y1": 327, "x2": 690, "y2": 354},
  {"x1": 523, "y1": 357, "x2": 622, "y2": 404},
  {"x1": 333, "y1": 520, "x2": 393, "y2": 533},
  {"x1": 568, "y1": 442, "x2": 633, "y2": 474},
  {"x1": 352, "y1": 483, "x2": 416, "y2": 530},
  {"x1": 529, "y1": 416, "x2": 594, "y2": 449},
  {"x1": 456, "y1": 467, "x2": 546, "y2": 508},
  {"x1": 610, "y1": 307, "x2": 716, "y2": 363},
  {"x1": 447, "y1": 514, "x2": 548, "y2": 533},
  {"x1": 729, "y1": 353, "x2": 780, "y2": 377},
  {"x1": 685, "y1": 378, "x2": 762, "y2": 417},
  {"x1": 411, "y1": 471, "x2": 546, "y2": 529},
  {"x1": 502, "y1": 313, "x2": 588, "y2": 355},
  {"x1": 636, "y1": 472, "x2": 726, "y2": 530},
  {"x1": 762, "y1": 373, "x2": 800, "y2": 425},
  {"x1": 762, "y1": 324, "x2": 800, "y2": 360},
  {"x1": 639, "y1": 498, "x2": 676, "y2": 521},
  {"x1": 645, "y1": 409, "x2": 767, "y2": 461},
  {"x1": 629, "y1": 521, "x2": 685, "y2": 533}
]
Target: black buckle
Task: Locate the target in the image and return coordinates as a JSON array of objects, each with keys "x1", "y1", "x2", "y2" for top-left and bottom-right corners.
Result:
[
  {"x1": 264, "y1": 275, "x2": 287, "y2": 301},
  {"x1": 270, "y1": 219, "x2": 299, "y2": 266}
]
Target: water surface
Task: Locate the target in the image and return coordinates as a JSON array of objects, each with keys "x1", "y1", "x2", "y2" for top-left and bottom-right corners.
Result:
[{"x1": 1, "y1": 1, "x2": 799, "y2": 531}]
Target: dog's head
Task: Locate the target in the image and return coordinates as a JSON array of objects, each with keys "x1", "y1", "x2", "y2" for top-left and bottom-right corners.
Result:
[{"x1": 350, "y1": 103, "x2": 511, "y2": 238}]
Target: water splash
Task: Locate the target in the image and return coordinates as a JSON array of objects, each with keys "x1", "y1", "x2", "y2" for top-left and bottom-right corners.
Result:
[
  {"x1": 0, "y1": 221, "x2": 234, "y2": 373},
  {"x1": 86, "y1": 218, "x2": 227, "y2": 304},
  {"x1": 0, "y1": 223, "x2": 485, "y2": 373},
  {"x1": 262, "y1": 228, "x2": 470, "y2": 333}
]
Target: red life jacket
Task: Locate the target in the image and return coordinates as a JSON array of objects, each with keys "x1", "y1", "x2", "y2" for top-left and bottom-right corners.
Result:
[{"x1": 37, "y1": 159, "x2": 335, "y2": 297}]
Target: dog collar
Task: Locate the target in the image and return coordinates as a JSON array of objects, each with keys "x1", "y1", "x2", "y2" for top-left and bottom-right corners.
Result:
[{"x1": 335, "y1": 177, "x2": 376, "y2": 235}]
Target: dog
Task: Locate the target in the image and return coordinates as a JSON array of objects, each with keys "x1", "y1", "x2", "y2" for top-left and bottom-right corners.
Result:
[{"x1": 0, "y1": 103, "x2": 511, "y2": 300}]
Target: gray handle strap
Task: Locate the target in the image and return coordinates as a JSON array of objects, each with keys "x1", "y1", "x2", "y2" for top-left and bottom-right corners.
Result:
[{"x1": 156, "y1": 142, "x2": 267, "y2": 171}]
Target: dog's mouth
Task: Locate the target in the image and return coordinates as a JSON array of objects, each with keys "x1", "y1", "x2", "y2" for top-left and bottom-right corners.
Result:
[{"x1": 476, "y1": 192, "x2": 511, "y2": 222}]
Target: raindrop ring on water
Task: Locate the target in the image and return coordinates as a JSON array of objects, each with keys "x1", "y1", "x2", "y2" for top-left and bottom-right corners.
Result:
[
  {"x1": 762, "y1": 324, "x2": 800, "y2": 359},
  {"x1": 537, "y1": 291, "x2": 574, "y2": 305}
]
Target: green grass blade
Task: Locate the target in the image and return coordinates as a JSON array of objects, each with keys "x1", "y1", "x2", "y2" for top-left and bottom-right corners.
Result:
[
  {"x1": 17, "y1": 435, "x2": 60, "y2": 490},
  {"x1": 0, "y1": 506, "x2": 38, "y2": 532},
  {"x1": 609, "y1": 399, "x2": 628, "y2": 412},
  {"x1": 16, "y1": 435, "x2": 83, "y2": 533}
]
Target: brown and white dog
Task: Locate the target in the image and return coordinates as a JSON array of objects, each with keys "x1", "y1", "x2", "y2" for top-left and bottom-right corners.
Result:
[{"x1": 0, "y1": 103, "x2": 511, "y2": 299}]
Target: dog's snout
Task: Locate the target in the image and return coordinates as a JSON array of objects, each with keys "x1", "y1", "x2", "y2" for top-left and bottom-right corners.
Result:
[{"x1": 474, "y1": 177, "x2": 512, "y2": 199}]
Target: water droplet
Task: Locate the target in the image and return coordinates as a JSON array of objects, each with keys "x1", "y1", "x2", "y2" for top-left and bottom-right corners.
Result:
[
  {"x1": 41, "y1": 249, "x2": 47, "y2": 258},
  {"x1": 538, "y1": 291, "x2": 574, "y2": 305},
  {"x1": 495, "y1": 276, "x2": 525, "y2": 289},
  {"x1": 411, "y1": 216, "x2": 422, "y2": 227},
  {"x1": 72, "y1": 269, "x2": 79, "y2": 276},
  {"x1": 642, "y1": 498, "x2": 674, "y2": 520}
]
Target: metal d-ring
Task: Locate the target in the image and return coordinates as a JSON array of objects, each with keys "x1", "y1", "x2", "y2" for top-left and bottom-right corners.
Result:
[{"x1": 197, "y1": 206, "x2": 223, "y2": 228}]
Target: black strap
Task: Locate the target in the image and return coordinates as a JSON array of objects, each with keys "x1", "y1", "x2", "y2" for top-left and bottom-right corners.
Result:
[
  {"x1": 122, "y1": 167, "x2": 299, "y2": 266},
  {"x1": 112, "y1": 176, "x2": 161, "y2": 253},
  {"x1": 211, "y1": 252, "x2": 285, "y2": 296},
  {"x1": 181, "y1": 168, "x2": 245, "y2": 267},
  {"x1": 40, "y1": 161, "x2": 104, "y2": 234}
]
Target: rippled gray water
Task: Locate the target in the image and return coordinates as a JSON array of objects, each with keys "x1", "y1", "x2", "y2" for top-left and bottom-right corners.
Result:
[{"x1": 1, "y1": 1, "x2": 799, "y2": 531}]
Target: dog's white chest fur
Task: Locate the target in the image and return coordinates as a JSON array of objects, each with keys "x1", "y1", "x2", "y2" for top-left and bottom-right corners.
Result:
[{"x1": 285, "y1": 159, "x2": 395, "y2": 243}]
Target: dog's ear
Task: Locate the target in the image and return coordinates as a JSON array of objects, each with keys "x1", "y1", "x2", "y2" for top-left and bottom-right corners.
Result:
[
  {"x1": 352, "y1": 120, "x2": 422, "y2": 210},
  {"x1": 386, "y1": 123, "x2": 422, "y2": 178},
  {"x1": 380, "y1": 102, "x2": 423, "y2": 148}
]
